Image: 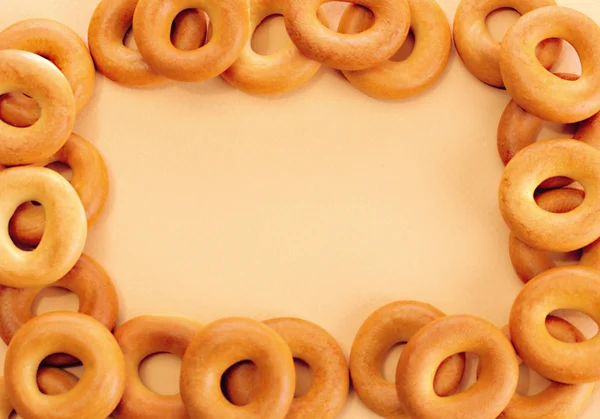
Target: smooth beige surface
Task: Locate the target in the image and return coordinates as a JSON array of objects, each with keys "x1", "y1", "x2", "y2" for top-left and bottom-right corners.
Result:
[{"x1": 1, "y1": 1, "x2": 599, "y2": 417}]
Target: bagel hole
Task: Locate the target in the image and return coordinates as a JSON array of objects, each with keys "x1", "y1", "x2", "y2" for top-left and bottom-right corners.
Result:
[
  {"x1": 293, "y1": 358, "x2": 313, "y2": 397},
  {"x1": 32, "y1": 287, "x2": 80, "y2": 316},
  {"x1": 123, "y1": 26, "x2": 138, "y2": 50},
  {"x1": 0, "y1": 92, "x2": 41, "y2": 127},
  {"x1": 485, "y1": 8, "x2": 520, "y2": 43},
  {"x1": 548, "y1": 41, "x2": 582, "y2": 76},
  {"x1": 45, "y1": 161, "x2": 73, "y2": 182},
  {"x1": 251, "y1": 15, "x2": 290, "y2": 56},
  {"x1": 389, "y1": 30, "x2": 415, "y2": 63},
  {"x1": 549, "y1": 310, "x2": 598, "y2": 339},
  {"x1": 381, "y1": 343, "x2": 405, "y2": 383},
  {"x1": 455, "y1": 353, "x2": 480, "y2": 393},
  {"x1": 139, "y1": 352, "x2": 182, "y2": 396},
  {"x1": 537, "y1": 120, "x2": 579, "y2": 142},
  {"x1": 221, "y1": 360, "x2": 257, "y2": 406}
]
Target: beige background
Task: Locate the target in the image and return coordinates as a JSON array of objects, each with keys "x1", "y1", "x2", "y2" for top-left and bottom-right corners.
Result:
[{"x1": 1, "y1": 0, "x2": 600, "y2": 417}]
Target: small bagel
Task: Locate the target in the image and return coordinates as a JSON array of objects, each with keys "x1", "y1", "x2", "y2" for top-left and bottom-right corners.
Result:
[
  {"x1": 510, "y1": 266, "x2": 600, "y2": 384},
  {"x1": 396, "y1": 315, "x2": 519, "y2": 419},
  {"x1": 500, "y1": 6, "x2": 600, "y2": 123},
  {"x1": 0, "y1": 50, "x2": 75, "y2": 166},
  {"x1": 180, "y1": 317, "x2": 295, "y2": 419},
  {"x1": 338, "y1": 0, "x2": 451, "y2": 99},
  {"x1": 9, "y1": 133, "x2": 109, "y2": 247},
  {"x1": 284, "y1": 0, "x2": 410, "y2": 70},
  {"x1": 453, "y1": 0, "x2": 561, "y2": 87},
  {"x1": 133, "y1": 0, "x2": 249, "y2": 82},
  {"x1": 0, "y1": 253, "x2": 118, "y2": 366},
  {"x1": 4, "y1": 312, "x2": 126, "y2": 419},
  {"x1": 0, "y1": 18, "x2": 95, "y2": 126},
  {"x1": 0, "y1": 167, "x2": 87, "y2": 288},
  {"x1": 222, "y1": 0, "x2": 328, "y2": 95},
  {"x1": 497, "y1": 73, "x2": 600, "y2": 189},
  {"x1": 508, "y1": 188, "x2": 584, "y2": 283},
  {"x1": 349, "y1": 301, "x2": 465, "y2": 417},
  {"x1": 498, "y1": 139, "x2": 600, "y2": 252},
  {"x1": 113, "y1": 315, "x2": 203, "y2": 419},
  {"x1": 88, "y1": 0, "x2": 208, "y2": 86},
  {"x1": 223, "y1": 317, "x2": 349, "y2": 419}
]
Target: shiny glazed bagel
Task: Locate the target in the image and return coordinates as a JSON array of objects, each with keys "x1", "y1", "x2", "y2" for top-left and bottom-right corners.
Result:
[
  {"x1": 0, "y1": 254, "x2": 118, "y2": 366},
  {"x1": 508, "y1": 188, "x2": 584, "y2": 283},
  {"x1": 0, "y1": 50, "x2": 75, "y2": 166},
  {"x1": 498, "y1": 139, "x2": 600, "y2": 253},
  {"x1": 223, "y1": 317, "x2": 349, "y2": 419},
  {"x1": 0, "y1": 18, "x2": 95, "y2": 124},
  {"x1": 9, "y1": 133, "x2": 109, "y2": 247},
  {"x1": 0, "y1": 167, "x2": 86, "y2": 288},
  {"x1": 396, "y1": 315, "x2": 519, "y2": 419},
  {"x1": 338, "y1": 0, "x2": 451, "y2": 99},
  {"x1": 4, "y1": 312, "x2": 126, "y2": 419},
  {"x1": 284, "y1": 0, "x2": 410, "y2": 70},
  {"x1": 349, "y1": 301, "x2": 465, "y2": 417},
  {"x1": 500, "y1": 6, "x2": 600, "y2": 123},
  {"x1": 180, "y1": 317, "x2": 295, "y2": 419},
  {"x1": 88, "y1": 0, "x2": 208, "y2": 86},
  {"x1": 501, "y1": 316, "x2": 594, "y2": 419},
  {"x1": 222, "y1": 0, "x2": 328, "y2": 95},
  {"x1": 510, "y1": 266, "x2": 600, "y2": 384},
  {"x1": 113, "y1": 315, "x2": 203, "y2": 419},
  {"x1": 133, "y1": 0, "x2": 249, "y2": 82},
  {"x1": 497, "y1": 73, "x2": 600, "y2": 189},
  {"x1": 453, "y1": 0, "x2": 560, "y2": 87}
]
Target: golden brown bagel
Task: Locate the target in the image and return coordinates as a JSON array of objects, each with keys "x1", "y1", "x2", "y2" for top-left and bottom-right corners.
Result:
[
  {"x1": 508, "y1": 188, "x2": 584, "y2": 283},
  {"x1": 349, "y1": 301, "x2": 465, "y2": 417},
  {"x1": 510, "y1": 266, "x2": 600, "y2": 384},
  {"x1": 4, "y1": 312, "x2": 126, "y2": 419},
  {"x1": 498, "y1": 139, "x2": 600, "y2": 252},
  {"x1": 9, "y1": 133, "x2": 109, "y2": 247},
  {"x1": 223, "y1": 317, "x2": 349, "y2": 419},
  {"x1": 396, "y1": 314, "x2": 519, "y2": 419},
  {"x1": 0, "y1": 254, "x2": 118, "y2": 366},
  {"x1": 453, "y1": 0, "x2": 560, "y2": 87},
  {"x1": 180, "y1": 317, "x2": 295, "y2": 419},
  {"x1": 0, "y1": 18, "x2": 95, "y2": 126},
  {"x1": 113, "y1": 315, "x2": 202, "y2": 419},
  {"x1": 500, "y1": 6, "x2": 600, "y2": 123},
  {"x1": 0, "y1": 50, "x2": 75, "y2": 166},
  {"x1": 133, "y1": 0, "x2": 249, "y2": 82},
  {"x1": 88, "y1": 0, "x2": 208, "y2": 86},
  {"x1": 338, "y1": 0, "x2": 452, "y2": 99},
  {"x1": 222, "y1": 0, "x2": 328, "y2": 95},
  {"x1": 0, "y1": 167, "x2": 86, "y2": 288},
  {"x1": 284, "y1": 0, "x2": 411, "y2": 70}
]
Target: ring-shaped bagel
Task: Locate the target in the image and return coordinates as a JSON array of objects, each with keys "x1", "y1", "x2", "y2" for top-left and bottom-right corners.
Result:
[
  {"x1": 113, "y1": 315, "x2": 202, "y2": 419},
  {"x1": 284, "y1": 0, "x2": 410, "y2": 70},
  {"x1": 396, "y1": 314, "x2": 519, "y2": 419},
  {"x1": 500, "y1": 6, "x2": 600, "y2": 123},
  {"x1": 180, "y1": 317, "x2": 295, "y2": 419},
  {"x1": 497, "y1": 73, "x2": 600, "y2": 189},
  {"x1": 223, "y1": 317, "x2": 349, "y2": 419},
  {"x1": 498, "y1": 139, "x2": 600, "y2": 252},
  {"x1": 0, "y1": 254, "x2": 118, "y2": 366},
  {"x1": 9, "y1": 133, "x2": 108, "y2": 247},
  {"x1": 508, "y1": 188, "x2": 584, "y2": 283},
  {"x1": 349, "y1": 301, "x2": 465, "y2": 417},
  {"x1": 453, "y1": 0, "x2": 561, "y2": 87},
  {"x1": 0, "y1": 50, "x2": 75, "y2": 166},
  {"x1": 133, "y1": 0, "x2": 249, "y2": 82},
  {"x1": 4, "y1": 312, "x2": 126, "y2": 419},
  {"x1": 222, "y1": 0, "x2": 329, "y2": 95},
  {"x1": 88, "y1": 0, "x2": 208, "y2": 86},
  {"x1": 0, "y1": 18, "x2": 95, "y2": 123},
  {"x1": 338, "y1": 0, "x2": 451, "y2": 99},
  {"x1": 510, "y1": 266, "x2": 600, "y2": 384},
  {"x1": 0, "y1": 167, "x2": 86, "y2": 288},
  {"x1": 500, "y1": 316, "x2": 594, "y2": 419}
]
